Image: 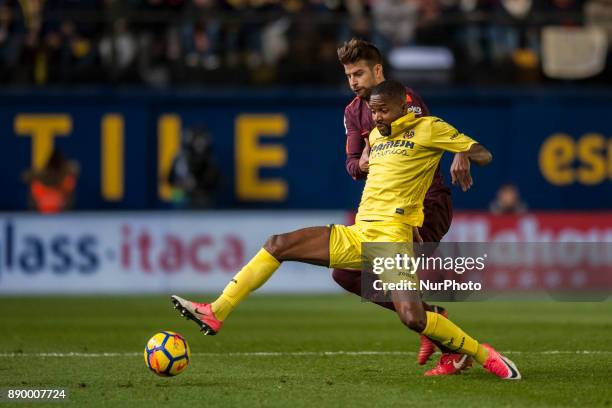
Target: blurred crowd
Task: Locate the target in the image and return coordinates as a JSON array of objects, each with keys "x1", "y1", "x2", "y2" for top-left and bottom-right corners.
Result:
[{"x1": 0, "y1": 0, "x2": 610, "y2": 86}]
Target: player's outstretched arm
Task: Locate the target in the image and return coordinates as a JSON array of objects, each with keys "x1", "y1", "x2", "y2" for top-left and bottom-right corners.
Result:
[
  {"x1": 429, "y1": 118, "x2": 492, "y2": 190},
  {"x1": 429, "y1": 118, "x2": 492, "y2": 166},
  {"x1": 465, "y1": 143, "x2": 492, "y2": 166}
]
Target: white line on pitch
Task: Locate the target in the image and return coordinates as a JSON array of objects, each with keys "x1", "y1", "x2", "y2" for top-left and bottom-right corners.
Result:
[{"x1": 1, "y1": 350, "x2": 611, "y2": 358}]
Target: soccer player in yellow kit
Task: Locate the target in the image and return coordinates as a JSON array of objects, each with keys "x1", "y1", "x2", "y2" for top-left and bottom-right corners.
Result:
[{"x1": 171, "y1": 80, "x2": 521, "y2": 380}]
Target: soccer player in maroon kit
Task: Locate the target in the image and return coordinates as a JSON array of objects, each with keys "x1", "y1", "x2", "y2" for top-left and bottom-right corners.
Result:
[{"x1": 334, "y1": 39, "x2": 474, "y2": 376}]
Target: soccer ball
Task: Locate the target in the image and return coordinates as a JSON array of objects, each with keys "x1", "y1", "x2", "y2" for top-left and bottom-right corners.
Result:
[{"x1": 144, "y1": 331, "x2": 191, "y2": 377}]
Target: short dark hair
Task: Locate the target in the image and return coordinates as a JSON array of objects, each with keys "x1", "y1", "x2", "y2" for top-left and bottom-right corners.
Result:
[
  {"x1": 369, "y1": 80, "x2": 406, "y2": 103},
  {"x1": 337, "y1": 38, "x2": 383, "y2": 67}
]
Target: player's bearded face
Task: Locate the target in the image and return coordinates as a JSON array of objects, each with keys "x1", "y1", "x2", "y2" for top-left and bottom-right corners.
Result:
[
  {"x1": 369, "y1": 95, "x2": 405, "y2": 137},
  {"x1": 343, "y1": 61, "x2": 378, "y2": 99}
]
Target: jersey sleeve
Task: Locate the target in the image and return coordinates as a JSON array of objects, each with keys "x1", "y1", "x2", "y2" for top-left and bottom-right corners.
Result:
[
  {"x1": 344, "y1": 106, "x2": 367, "y2": 180},
  {"x1": 424, "y1": 118, "x2": 478, "y2": 153}
]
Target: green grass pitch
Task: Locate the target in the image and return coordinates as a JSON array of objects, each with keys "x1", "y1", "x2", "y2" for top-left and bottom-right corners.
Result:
[{"x1": 1, "y1": 295, "x2": 611, "y2": 407}]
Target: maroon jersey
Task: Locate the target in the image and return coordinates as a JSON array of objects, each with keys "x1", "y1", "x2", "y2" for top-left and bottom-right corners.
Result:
[{"x1": 343, "y1": 87, "x2": 452, "y2": 241}]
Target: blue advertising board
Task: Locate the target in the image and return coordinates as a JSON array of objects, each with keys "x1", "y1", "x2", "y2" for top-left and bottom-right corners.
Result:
[{"x1": 1, "y1": 88, "x2": 610, "y2": 210}]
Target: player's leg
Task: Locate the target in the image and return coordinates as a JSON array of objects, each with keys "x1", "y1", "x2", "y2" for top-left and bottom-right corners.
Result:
[
  {"x1": 263, "y1": 226, "x2": 331, "y2": 265},
  {"x1": 417, "y1": 193, "x2": 453, "y2": 364},
  {"x1": 172, "y1": 226, "x2": 331, "y2": 335},
  {"x1": 331, "y1": 267, "x2": 447, "y2": 317},
  {"x1": 332, "y1": 268, "x2": 396, "y2": 311},
  {"x1": 331, "y1": 267, "x2": 458, "y2": 364},
  {"x1": 391, "y1": 290, "x2": 521, "y2": 380},
  {"x1": 332, "y1": 235, "x2": 452, "y2": 364}
]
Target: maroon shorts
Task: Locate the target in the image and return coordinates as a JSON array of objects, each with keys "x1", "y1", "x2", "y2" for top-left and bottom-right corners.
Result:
[
  {"x1": 417, "y1": 191, "x2": 453, "y2": 283},
  {"x1": 420, "y1": 191, "x2": 453, "y2": 243}
]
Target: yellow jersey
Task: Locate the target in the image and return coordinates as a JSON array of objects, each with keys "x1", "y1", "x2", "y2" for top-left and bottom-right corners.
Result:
[{"x1": 356, "y1": 113, "x2": 477, "y2": 226}]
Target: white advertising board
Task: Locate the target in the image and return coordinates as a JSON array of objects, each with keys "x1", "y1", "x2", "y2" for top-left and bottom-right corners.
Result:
[{"x1": 0, "y1": 212, "x2": 347, "y2": 294}]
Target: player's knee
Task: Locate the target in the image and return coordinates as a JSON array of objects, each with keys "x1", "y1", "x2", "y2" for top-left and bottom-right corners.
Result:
[
  {"x1": 332, "y1": 269, "x2": 360, "y2": 294},
  {"x1": 264, "y1": 234, "x2": 287, "y2": 260},
  {"x1": 332, "y1": 269, "x2": 351, "y2": 287}
]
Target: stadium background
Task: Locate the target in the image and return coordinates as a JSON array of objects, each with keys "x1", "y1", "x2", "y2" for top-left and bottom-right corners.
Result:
[
  {"x1": 1, "y1": 0, "x2": 611, "y2": 294},
  {"x1": 1, "y1": 2, "x2": 612, "y2": 406}
]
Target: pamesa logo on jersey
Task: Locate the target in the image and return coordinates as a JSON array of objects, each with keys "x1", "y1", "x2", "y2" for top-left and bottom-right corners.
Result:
[{"x1": 371, "y1": 138, "x2": 415, "y2": 153}]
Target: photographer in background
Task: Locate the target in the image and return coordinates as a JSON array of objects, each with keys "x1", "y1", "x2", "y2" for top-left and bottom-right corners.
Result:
[
  {"x1": 168, "y1": 125, "x2": 221, "y2": 209},
  {"x1": 22, "y1": 148, "x2": 79, "y2": 214},
  {"x1": 489, "y1": 183, "x2": 528, "y2": 215}
]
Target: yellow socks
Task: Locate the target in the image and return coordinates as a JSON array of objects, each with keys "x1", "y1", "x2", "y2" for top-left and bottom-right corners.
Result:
[
  {"x1": 211, "y1": 248, "x2": 280, "y2": 321},
  {"x1": 421, "y1": 311, "x2": 489, "y2": 365},
  {"x1": 474, "y1": 343, "x2": 489, "y2": 365}
]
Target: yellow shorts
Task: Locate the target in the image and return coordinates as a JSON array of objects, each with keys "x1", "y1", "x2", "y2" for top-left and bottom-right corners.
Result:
[{"x1": 329, "y1": 221, "x2": 415, "y2": 285}]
